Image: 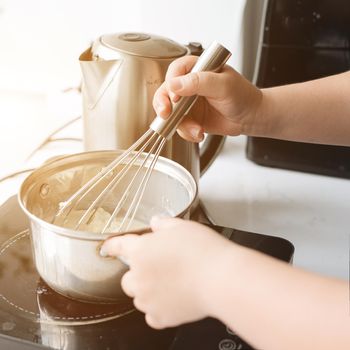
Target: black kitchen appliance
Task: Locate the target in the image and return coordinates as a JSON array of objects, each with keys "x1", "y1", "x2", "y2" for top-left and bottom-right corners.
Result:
[
  {"x1": 246, "y1": 0, "x2": 350, "y2": 178},
  {"x1": 0, "y1": 195, "x2": 294, "y2": 350}
]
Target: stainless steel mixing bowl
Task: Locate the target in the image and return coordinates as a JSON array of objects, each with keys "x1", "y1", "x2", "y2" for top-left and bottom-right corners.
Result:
[{"x1": 18, "y1": 151, "x2": 197, "y2": 303}]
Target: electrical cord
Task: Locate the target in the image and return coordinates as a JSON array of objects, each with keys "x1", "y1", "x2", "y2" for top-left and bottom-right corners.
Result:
[
  {"x1": 0, "y1": 168, "x2": 36, "y2": 183},
  {"x1": 25, "y1": 115, "x2": 82, "y2": 161},
  {"x1": 0, "y1": 115, "x2": 82, "y2": 184}
]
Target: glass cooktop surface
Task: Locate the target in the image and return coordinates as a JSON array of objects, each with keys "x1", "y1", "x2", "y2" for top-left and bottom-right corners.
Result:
[{"x1": 0, "y1": 196, "x2": 294, "y2": 350}]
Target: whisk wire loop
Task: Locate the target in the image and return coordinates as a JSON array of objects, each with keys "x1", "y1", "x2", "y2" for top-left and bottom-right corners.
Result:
[
  {"x1": 73, "y1": 131, "x2": 159, "y2": 230},
  {"x1": 53, "y1": 129, "x2": 153, "y2": 226},
  {"x1": 100, "y1": 134, "x2": 165, "y2": 233},
  {"x1": 117, "y1": 136, "x2": 166, "y2": 233}
]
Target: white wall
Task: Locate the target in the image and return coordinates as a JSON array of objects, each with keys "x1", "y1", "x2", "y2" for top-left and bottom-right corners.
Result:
[{"x1": 0, "y1": 0, "x2": 265, "y2": 93}]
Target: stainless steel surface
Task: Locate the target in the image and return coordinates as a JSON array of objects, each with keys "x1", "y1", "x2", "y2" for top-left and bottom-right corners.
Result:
[
  {"x1": 79, "y1": 32, "x2": 226, "y2": 184},
  {"x1": 18, "y1": 151, "x2": 197, "y2": 303},
  {"x1": 79, "y1": 32, "x2": 188, "y2": 160},
  {"x1": 97, "y1": 32, "x2": 188, "y2": 59}
]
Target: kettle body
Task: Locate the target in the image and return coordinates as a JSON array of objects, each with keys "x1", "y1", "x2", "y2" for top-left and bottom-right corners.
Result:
[{"x1": 79, "y1": 32, "x2": 224, "y2": 184}]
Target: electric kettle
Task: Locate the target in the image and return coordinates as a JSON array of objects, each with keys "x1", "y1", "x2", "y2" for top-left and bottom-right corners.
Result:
[{"x1": 79, "y1": 32, "x2": 225, "y2": 183}]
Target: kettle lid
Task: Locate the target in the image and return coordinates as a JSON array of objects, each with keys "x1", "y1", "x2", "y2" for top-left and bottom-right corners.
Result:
[{"x1": 99, "y1": 32, "x2": 188, "y2": 59}]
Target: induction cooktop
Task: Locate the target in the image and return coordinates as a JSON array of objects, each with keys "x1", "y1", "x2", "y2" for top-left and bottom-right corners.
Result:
[{"x1": 0, "y1": 195, "x2": 294, "y2": 350}]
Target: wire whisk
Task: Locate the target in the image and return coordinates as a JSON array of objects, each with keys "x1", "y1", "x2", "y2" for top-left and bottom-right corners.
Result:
[{"x1": 53, "y1": 42, "x2": 231, "y2": 233}]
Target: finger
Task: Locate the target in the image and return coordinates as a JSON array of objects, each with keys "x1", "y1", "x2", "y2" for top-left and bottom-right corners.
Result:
[
  {"x1": 168, "y1": 67, "x2": 232, "y2": 99},
  {"x1": 120, "y1": 271, "x2": 136, "y2": 298},
  {"x1": 165, "y1": 56, "x2": 198, "y2": 102},
  {"x1": 153, "y1": 83, "x2": 172, "y2": 117},
  {"x1": 153, "y1": 56, "x2": 201, "y2": 117},
  {"x1": 150, "y1": 216, "x2": 183, "y2": 231},
  {"x1": 145, "y1": 313, "x2": 165, "y2": 330},
  {"x1": 133, "y1": 297, "x2": 147, "y2": 313},
  {"x1": 100, "y1": 234, "x2": 140, "y2": 259},
  {"x1": 176, "y1": 118, "x2": 204, "y2": 142},
  {"x1": 165, "y1": 55, "x2": 198, "y2": 80}
]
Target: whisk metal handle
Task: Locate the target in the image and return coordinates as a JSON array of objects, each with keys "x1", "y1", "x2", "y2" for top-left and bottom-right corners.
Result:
[{"x1": 150, "y1": 41, "x2": 232, "y2": 140}]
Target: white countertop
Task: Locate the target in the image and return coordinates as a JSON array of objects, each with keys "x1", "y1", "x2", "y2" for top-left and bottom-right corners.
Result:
[
  {"x1": 201, "y1": 136, "x2": 350, "y2": 280},
  {"x1": 0, "y1": 91, "x2": 348, "y2": 281}
]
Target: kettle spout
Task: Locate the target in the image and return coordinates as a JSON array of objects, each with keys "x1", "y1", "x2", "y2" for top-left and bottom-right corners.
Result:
[
  {"x1": 79, "y1": 47, "x2": 122, "y2": 109},
  {"x1": 79, "y1": 47, "x2": 94, "y2": 62}
]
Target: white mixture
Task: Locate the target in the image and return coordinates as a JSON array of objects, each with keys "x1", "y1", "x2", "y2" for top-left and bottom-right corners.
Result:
[{"x1": 62, "y1": 207, "x2": 147, "y2": 233}]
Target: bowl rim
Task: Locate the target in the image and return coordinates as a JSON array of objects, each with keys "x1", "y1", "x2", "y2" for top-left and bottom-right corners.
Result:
[{"x1": 18, "y1": 150, "x2": 198, "y2": 241}]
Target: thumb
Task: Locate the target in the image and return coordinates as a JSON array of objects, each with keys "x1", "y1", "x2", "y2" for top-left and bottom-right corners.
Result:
[
  {"x1": 100, "y1": 234, "x2": 140, "y2": 259},
  {"x1": 167, "y1": 70, "x2": 228, "y2": 99}
]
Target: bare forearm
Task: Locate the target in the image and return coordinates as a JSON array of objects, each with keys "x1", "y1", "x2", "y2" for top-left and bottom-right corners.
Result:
[
  {"x1": 207, "y1": 244, "x2": 350, "y2": 350},
  {"x1": 247, "y1": 71, "x2": 350, "y2": 146}
]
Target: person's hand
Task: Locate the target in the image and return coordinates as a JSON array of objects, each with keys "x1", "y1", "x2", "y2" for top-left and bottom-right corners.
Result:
[
  {"x1": 100, "y1": 217, "x2": 233, "y2": 329},
  {"x1": 153, "y1": 55, "x2": 262, "y2": 142}
]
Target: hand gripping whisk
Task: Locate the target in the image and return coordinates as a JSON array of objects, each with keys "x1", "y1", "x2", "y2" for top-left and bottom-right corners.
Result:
[{"x1": 53, "y1": 42, "x2": 231, "y2": 233}]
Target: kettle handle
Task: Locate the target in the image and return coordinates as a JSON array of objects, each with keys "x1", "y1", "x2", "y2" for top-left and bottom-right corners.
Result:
[{"x1": 200, "y1": 134, "x2": 225, "y2": 175}]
